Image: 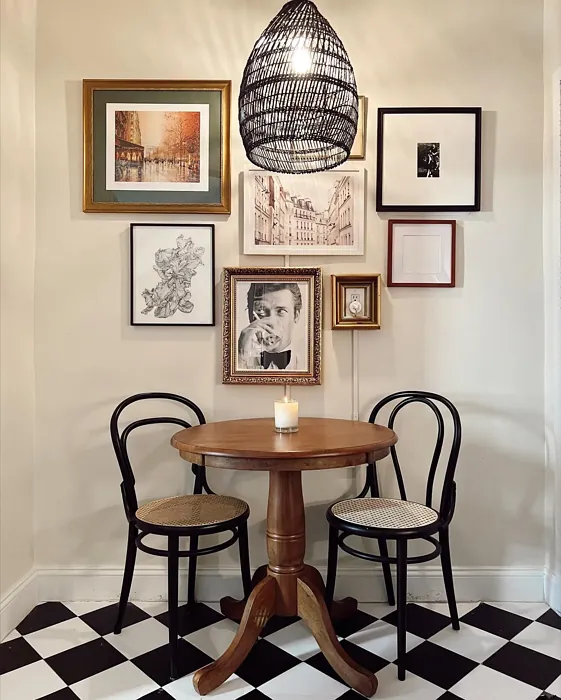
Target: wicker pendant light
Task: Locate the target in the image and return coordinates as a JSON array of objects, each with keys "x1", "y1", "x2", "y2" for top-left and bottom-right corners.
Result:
[{"x1": 239, "y1": 0, "x2": 358, "y2": 174}]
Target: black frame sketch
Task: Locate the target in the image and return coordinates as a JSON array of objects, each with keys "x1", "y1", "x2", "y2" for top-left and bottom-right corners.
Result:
[
  {"x1": 376, "y1": 107, "x2": 482, "y2": 212},
  {"x1": 130, "y1": 223, "x2": 215, "y2": 327}
]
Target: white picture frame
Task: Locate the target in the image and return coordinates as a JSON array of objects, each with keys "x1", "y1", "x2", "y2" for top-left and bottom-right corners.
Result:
[
  {"x1": 388, "y1": 220, "x2": 456, "y2": 287},
  {"x1": 243, "y1": 169, "x2": 365, "y2": 256}
]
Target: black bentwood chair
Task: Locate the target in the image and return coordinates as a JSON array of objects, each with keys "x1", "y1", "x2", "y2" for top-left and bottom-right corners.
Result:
[
  {"x1": 325, "y1": 391, "x2": 461, "y2": 681},
  {"x1": 110, "y1": 393, "x2": 252, "y2": 680}
]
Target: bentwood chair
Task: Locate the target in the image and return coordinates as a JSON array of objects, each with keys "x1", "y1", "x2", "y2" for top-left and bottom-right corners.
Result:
[
  {"x1": 110, "y1": 393, "x2": 252, "y2": 680},
  {"x1": 325, "y1": 391, "x2": 461, "y2": 680}
]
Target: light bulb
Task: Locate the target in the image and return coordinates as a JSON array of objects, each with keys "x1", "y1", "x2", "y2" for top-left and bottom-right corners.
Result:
[{"x1": 292, "y1": 46, "x2": 312, "y2": 74}]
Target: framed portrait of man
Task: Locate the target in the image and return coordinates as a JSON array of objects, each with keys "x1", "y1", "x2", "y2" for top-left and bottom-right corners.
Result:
[{"x1": 222, "y1": 267, "x2": 322, "y2": 385}]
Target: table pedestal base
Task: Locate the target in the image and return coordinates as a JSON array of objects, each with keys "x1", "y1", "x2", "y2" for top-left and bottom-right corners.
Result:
[{"x1": 193, "y1": 569, "x2": 377, "y2": 697}]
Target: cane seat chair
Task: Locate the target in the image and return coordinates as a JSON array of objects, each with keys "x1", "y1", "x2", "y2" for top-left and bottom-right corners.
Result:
[
  {"x1": 325, "y1": 391, "x2": 461, "y2": 681},
  {"x1": 110, "y1": 393, "x2": 251, "y2": 681}
]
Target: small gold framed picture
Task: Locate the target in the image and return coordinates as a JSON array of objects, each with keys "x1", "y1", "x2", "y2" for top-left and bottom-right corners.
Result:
[
  {"x1": 332, "y1": 274, "x2": 381, "y2": 330},
  {"x1": 349, "y1": 96, "x2": 367, "y2": 160}
]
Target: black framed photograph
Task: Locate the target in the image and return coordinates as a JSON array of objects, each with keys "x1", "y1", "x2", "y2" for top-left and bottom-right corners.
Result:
[
  {"x1": 376, "y1": 107, "x2": 482, "y2": 212},
  {"x1": 222, "y1": 267, "x2": 322, "y2": 385},
  {"x1": 130, "y1": 223, "x2": 215, "y2": 326}
]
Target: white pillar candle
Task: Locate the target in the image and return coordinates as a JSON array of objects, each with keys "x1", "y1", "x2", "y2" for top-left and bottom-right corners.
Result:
[{"x1": 274, "y1": 398, "x2": 299, "y2": 433}]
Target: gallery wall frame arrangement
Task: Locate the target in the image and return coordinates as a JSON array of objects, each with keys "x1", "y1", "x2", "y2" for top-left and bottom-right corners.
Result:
[
  {"x1": 332, "y1": 274, "x2": 381, "y2": 330},
  {"x1": 130, "y1": 223, "x2": 215, "y2": 326},
  {"x1": 83, "y1": 79, "x2": 231, "y2": 214},
  {"x1": 387, "y1": 219, "x2": 456, "y2": 288},
  {"x1": 376, "y1": 107, "x2": 482, "y2": 212},
  {"x1": 222, "y1": 267, "x2": 322, "y2": 385},
  {"x1": 243, "y1": 169, "x2": 365, "y2": 256},
  {"x1": 349, "y1": 95, "x2": 367, "y2": 160}
]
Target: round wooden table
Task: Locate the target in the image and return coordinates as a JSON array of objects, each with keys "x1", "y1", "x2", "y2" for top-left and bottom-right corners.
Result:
[{"x1": 171, "y1": 417, "x2": 397, "y2": 697}]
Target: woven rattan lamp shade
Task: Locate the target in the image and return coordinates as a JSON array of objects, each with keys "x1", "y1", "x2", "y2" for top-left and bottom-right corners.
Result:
[{"x1": 239, "y1": 0, "x2": 358, "y2": 174}]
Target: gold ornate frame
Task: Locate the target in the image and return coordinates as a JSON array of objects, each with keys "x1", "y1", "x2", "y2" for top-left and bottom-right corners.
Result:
[
  {"x1": 83, "y1": 79, "x2": 231, "y2": 214},
  {"x1": 349, "y1": 96, "x2": 367, "y2": 160},
  {"x1": 223, "y1": 267, "x2": 322, "y2": 385},
  {"x1": 332, "y1": 274, "x2": 381, "y2": 330}
]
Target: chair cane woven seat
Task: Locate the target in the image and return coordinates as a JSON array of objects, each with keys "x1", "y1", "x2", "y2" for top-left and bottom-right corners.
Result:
[
  {"x1": 331, "y1": 497, "x2": 438, "y2": 531},
  {"x1": 136, "y1": 494, "x2": 249, "y2": 528}
]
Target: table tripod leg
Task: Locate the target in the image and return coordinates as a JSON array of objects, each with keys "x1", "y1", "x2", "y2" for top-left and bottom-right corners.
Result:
[
  {"x1": 221, "y1": 565, "x2": 269, "y2": 622},
  {"x1": 193, "y1": 576, "x2": 276, "y2": 696},
  {"x1": 297, "y1": 577, "x2": 378, "y2": 698}
]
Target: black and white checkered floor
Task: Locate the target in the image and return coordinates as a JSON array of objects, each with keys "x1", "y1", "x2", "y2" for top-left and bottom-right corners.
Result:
[{"x1": 1, "y1": 600, "x2": 560, "y2": 699}]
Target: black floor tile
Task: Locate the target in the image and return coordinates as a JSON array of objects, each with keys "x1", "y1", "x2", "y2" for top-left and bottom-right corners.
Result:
[
  {"x1": 538, "y1": 609, "x2": 561, "y2": 632},
  {"x1": 405, "y1": 641, "x2": 478, "y2": 689},
  {"x1": 80, "y1": 602, "x2": 149, "y2": 636},
  {"x1": 334, "y1": 691, "x2": 370, "y2": 699},
  {"x1": 260, "y1": 615, "x2": 300, "y2": 637},
  {"x1": 17, "y1": 602, "x2": 75, "y2": 635},
  {"x1": 437, "y1": 694, "x2": 464, "y2": 700},
  {"x1": 38, "y1": 689, "x2": 80, "y2": 699},
  {"x1": 46, "y1": 637, "x2": 127, "y2": 685},
  {"x1": 0, "y1": 636, "x2": 41, "y2": 675},
  {"x1": 238, "y1": 691, "x2": 274, "y2": 699},
  {"x1": 155, "y1": 602, "x2": 223, "y2": 636},
  {"x1": 235, "y1": 638, "x2": 300, "y2": 687},
  {"x1": 484, "y1": 641, "x2": 561, "y2": 690},
  {"x1": 384, "y1": 603, "x2": 451, "y2": 638},
  {"x1": 331, "y1": 609, "x2": 377, "y2": 638},
  {"x1": 461, "y1": 602, "x2": 532, "y2": 639},
  {"x1": 132, "y1": 639, "x2": 212, "y2": 687},
  {"x1": 306, "y1": 640, "x2": 388, "y2": 685},
  {"x1": 138, "y1": 691, "x2": 176, "y2": 699}
]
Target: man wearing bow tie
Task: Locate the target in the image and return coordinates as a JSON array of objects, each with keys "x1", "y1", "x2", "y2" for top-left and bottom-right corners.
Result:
[{"x1": 238, "y1": 282, "x2": 303, "y2": 371}]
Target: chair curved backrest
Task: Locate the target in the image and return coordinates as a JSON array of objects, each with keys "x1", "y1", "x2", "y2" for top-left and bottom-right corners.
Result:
[
  {"x1": 362, "y1": 391, "x2": 461, "y2": 524},
  {"x1": 110, "y1": 392, "x2": 208, "y2": 523}
]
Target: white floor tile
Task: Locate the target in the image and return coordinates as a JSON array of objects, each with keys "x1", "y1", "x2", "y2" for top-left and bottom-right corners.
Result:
[
  {"x1": 104, "y1": 617, "x2": 171, "y2": 658},
  {"x1": 546, "y1": 673, "x2": 561, "y2": 694},
  {"x1": 64, "y1": 601, "x2": 114, "y2": 616},
  {"x1": 359, "y1": 603, "x2": 396, "y2": 619},
  {"x1": 259, "y1": 663, "x2": 347, "y2": 700},
  {"x1": 0, "y1": 660, "x2": 66, "y2": 700},
  {"x1": 184, "y1": 618, "x2": 240, "y2": 660},
  {"x1": 71, "y1": 661, "x2": 158, "y2": 700},
  {"x1": 450, "y1": 664, "x2": 539, "y2": 700},
  {"x1": 512, "y1": 620, "x2": 561, "y2": 660},
  {"x1": 430, "y1": 623, "x2": 507, "y2": 663},
  {"x1": 165, "y1": 672, "x2": 252, "y2": 699},
  {"x1": 24, "y1": 617, "x2": 100, "y2": 658},
  {"x1": 419, "y1": 601, "x2": 481, "y2": 618},
  {"x1": 368, "y1": 664, "x2": 443, "y2": 700},
  {"x1": 486, "y1": 602, "x2": 550, "y2": 620},
  {"x1": 2, "y1": 628, "x2": 21, "y2": 642},
  {"x1": 132, "y1": 601, "x2": 170, "y2": 617},
  {"x1": 346, "y1": 619, "x2": 424, "y2": 661},
  {"x1": 266, "y1": 620, "x2": 329, "y2": 660}
]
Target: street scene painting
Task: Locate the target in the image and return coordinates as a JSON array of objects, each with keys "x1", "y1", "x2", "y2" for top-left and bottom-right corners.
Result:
[
  {"x1": 106, "y1": 103, "x2": 210, "y2": 192},
  {"x1": 244, "y1": 170, "x2": 365, "y2": 256}
]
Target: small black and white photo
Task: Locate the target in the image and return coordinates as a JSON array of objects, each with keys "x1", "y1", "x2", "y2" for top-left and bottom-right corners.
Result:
[
  {"x1": 130, "y1": 223, "x2": 215, "y2": 326},
  {"x1": 417, "y1": 142, "x2": 440, "y2": 177},
  {"x1": 223, "y1": 267, "x2": 322, "y2": 385}
]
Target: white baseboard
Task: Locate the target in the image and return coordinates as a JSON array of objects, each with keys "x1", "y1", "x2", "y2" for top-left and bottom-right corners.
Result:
[
  {"x1": 35, "y1": 565, "x2": 545, "y2": 605},
  {"x1": 545, "y1": 568, "x2": 561, "y2": 614},
  {"x1": 0, "y1": 570, "x2": 37, "y2": 641}
]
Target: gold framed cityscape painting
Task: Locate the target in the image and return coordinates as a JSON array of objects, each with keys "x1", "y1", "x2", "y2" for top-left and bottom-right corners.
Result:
[
  {"x1": 223, "y1": 267, "x2": 322, "y2": 385},
  {"x1": 332, "y1": 274, "x2": 381, "y2": 330},
  {"x1": 83, "y1": 80, "x2": 231, "y2": 214}
]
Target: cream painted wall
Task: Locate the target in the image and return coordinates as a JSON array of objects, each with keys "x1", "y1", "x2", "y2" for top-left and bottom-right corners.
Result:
[
  {"x1": 543, "y1": 0, "x2": 561, "y2": 611},
  {"x1": 0, "y1": 0, "x2": 36, "y2": 598},
  {"x1": 34, "y1": 0, "x2": 545, "y2": 578}
]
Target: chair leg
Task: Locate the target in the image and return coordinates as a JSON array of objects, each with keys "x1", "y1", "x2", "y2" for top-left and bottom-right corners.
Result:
[
  {"x1": 238, "y1": 521, "x2": 252, "y2": 599},
  {"x1": 378, "y1": 539, "x2": 395, "y2": 606},
  {"x1": 325, "y1": 525, "x2": 339, "y2": 610},
  {"x1": 396, "y1": 539, "x2": 408, "y2": 681},
  {"x1": 168, "y1": 535, "x2": 180, "y2": 681},
  {"x1": 187, "y1": 535, "x2": 198, "y2": 607},
  {"x1": 440, "y1": 527, "x2": 460, "y2": 630},
  {"x1": 114, "y1": 523, "x2": 137, "y2": 634}
]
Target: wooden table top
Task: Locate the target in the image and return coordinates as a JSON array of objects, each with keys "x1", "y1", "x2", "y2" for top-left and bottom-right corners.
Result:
[{"x1": 171, "y1": 417, "x2": 397, "y2": 471}]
